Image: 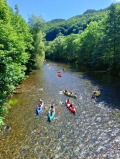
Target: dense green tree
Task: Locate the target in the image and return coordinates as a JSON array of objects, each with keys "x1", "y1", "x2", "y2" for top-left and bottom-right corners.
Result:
[
  {"x1": 45, "y1": 35, "x2": 64, "y2": 61},
  {"x1": 0, "y1": 14, "x2": 33, "y2": 94},
  {"x1": 14, "y1": 4, "x2": 19, "y2": 14},
  {"x1": 28, "y1": 15, "x2": 45, "y2": 69},
  {"x1": 0, "y1": 0, "x2": 10, "y2": 22},
  {"x1": 101, "y1": 4, "x2": 120, "y2": 75},
  {"x1": 0, "y1": 0, "x2": 33, "y2": 127},
  {"x1": 44, "y1": 8, "x2": 108, "y2": 41},
  {"x1": 45, "y1": 3, "x2": 120, "y2": 75},
  {"x1": 76, "y1": 21, "x2": 104, "y2": 70},
  {"x1": 62, "y1": 34, "x2": 79, "y2": 62},
  {"x1": 28, "y1": 14, "x2": 45, "y2": 34},
  {"x1": 46, "y1": 33, "x2": 79, "y2": 63}
]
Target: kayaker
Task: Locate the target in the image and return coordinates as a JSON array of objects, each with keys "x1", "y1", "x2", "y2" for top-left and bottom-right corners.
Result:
[
  {"x1": 39, "y1": 98, "x2": 42, "y2": 105},
  {"x1": 57, "y1": 70, "x2": 60, "y2": 73},
  {"x1": 93, "y1": 88, "x2": 100, "y2": 97},
  {"x1": 50, "y1": 105, "x2": 54, "y2": 115},
  {"x1": 67, "y1": 98, "x2": 70, "y2": 103},
  {"x1": 93, "y1": 89, "x2": 100, "y2": 94},
  {"x1": 70, "y1": 103, "x2": 73, "y2": 107},
  {"x1": 91, "y1": 92, "x2": 96, "y2": 99},
  {"x1": 64, "y1": 90, "x2": 67, "y2": 93},
  {"x1": 38, "y1": 99, "x2": 42, "y2": 107},
  {"x1": 66, "y1": 99, "x2": 71, "y2": 106},
  {"x1": 67, "y1": 91, "x2": 71, "y2": 95}
]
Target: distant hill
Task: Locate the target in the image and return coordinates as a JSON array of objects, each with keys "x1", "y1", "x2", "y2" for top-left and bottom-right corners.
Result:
[
  {"x1": 44, "y1": 7, "x2": 108, "y2": 41},
  {"x1": 48, "y1": 19, "x2": 65, "y2": 23}
]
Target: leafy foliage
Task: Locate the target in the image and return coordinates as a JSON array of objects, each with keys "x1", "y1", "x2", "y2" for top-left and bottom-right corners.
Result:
[
  {"x1": 46, "y1": 3, "x2": 120, "y2": 76},
  {"x1": 28, "y1": 15, "x2": 45, "y2": 69},
  {"x1": 0, "y1": 0, "x2": 33, "y2": 127},
  {"x1": 44, "y1": 8, "x2": 108, "y2": 41},
  {"x1": 101, "y1": 4, "x2": 120, "y2": 75}
]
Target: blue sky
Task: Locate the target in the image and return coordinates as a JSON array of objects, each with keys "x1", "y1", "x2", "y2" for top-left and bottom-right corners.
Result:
[{"x1": 7, "y1": 0, "x2": 120, "y2": 22}]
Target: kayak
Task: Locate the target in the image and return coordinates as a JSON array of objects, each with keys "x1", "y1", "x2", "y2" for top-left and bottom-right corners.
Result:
[
  {"x1": 65, "y1": 100, "x2": 76, "y2": 114},
  {"x1": 36, "y1": 101, "x2": 44, "y2": 115},
  {"x1": 94, "y1": 91, "x2": 101, "y2": 97},
  {"x1": 48, "y1": 106, "x2": 56, "y2": 121},
  {"x1": 57, "y1": 73, "x2": 62, "y2": 77},
  {"x1": 63, "y1": 90, "x2": 77, "y2": 98}
]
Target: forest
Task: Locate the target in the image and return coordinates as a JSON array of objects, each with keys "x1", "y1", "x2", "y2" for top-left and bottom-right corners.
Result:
[{"x1": 0, "y1": 0, "x2": 120, "y2": 127}]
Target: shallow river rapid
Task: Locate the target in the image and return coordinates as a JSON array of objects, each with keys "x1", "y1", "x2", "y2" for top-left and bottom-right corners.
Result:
[{"x1": 0, "y1": 61, "x2": 120, "y2": 159}]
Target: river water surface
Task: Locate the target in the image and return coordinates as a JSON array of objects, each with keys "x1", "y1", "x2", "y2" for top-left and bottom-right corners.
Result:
[{"x1": 0, "y1": 61, "x2": 120, "y2": 159}]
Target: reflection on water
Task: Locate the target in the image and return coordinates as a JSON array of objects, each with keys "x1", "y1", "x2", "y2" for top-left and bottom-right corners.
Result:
[{"x1": 0, "y1": 61, "x2": 120, "y2": 159}]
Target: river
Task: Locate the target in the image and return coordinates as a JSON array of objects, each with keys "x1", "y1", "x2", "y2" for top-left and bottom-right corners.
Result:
[{"x1": 0, "y1": 61, "x2": 120, "y2": 159}]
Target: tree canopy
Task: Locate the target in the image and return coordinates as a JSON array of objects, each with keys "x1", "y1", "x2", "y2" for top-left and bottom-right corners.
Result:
[
  {"x1": 0, "y1": 0, "x2": 45, "y2": 127},
  {"x1": 45, "y1": 3, "x2": 120, "y2": 76}
]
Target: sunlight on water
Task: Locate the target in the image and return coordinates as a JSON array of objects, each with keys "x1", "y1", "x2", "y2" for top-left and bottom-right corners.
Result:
[
  {"x1": 0, "y1": 61, "x2": 120, "y2": 159},
  {"x1": 59, "y1": 91, "x2": 63, "y2": 94}
]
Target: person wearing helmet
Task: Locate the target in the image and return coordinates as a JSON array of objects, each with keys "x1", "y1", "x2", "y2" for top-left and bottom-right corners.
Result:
[{"x1": 50, "y1": 105, "x2": 54, "y2": 115}]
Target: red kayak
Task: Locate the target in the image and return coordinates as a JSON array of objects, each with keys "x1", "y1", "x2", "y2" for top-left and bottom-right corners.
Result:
[
  {"x1": 57, "y1": 73, "x2": 62, "y2": 77},
  {"x1": 62, "y1": 69, "x2": 65, "y2": 72},
  {"x1": 65, "y1": 100, "x2": 76, "y2": 114}
]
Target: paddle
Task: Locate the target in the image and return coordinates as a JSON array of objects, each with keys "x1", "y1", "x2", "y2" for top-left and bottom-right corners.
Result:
[
  {"x1": 59, "y1": 91, "x2": 63, "y2": 94},
  {"x1": 59, "y1": 100, "x2": 75, "y2": 105},
  {"x1": 56, "y1": 109, "x2": 60, "y2": 112},
  {"x1": 44, "y1": 106, "x2": 48, "y2": 110},
  {"x1": 44, "y1": 106, "x2": 60, "y2": 112},
  {"x1": 59, "y1": 101, "x2": 64, "y2": 105}
]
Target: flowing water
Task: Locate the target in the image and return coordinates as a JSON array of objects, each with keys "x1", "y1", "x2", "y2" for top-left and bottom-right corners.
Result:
[{"x1": 0, "y1": 61, "x2": 120, "y2": 159}]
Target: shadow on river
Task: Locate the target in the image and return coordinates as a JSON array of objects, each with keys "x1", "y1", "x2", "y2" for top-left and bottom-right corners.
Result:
[{"x1": 0, "y1": 61, "x2": 120, "y2": 159}]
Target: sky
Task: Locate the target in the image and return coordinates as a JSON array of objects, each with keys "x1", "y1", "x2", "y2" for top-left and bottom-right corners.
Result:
[{"x1": 7, "y1": 0, "x2": 120, "y2": 22}]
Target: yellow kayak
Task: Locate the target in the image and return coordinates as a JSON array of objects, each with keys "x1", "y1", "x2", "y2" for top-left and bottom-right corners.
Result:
[{"x1": 94, "y1": 91, "x2": 101, "y2": 97}]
